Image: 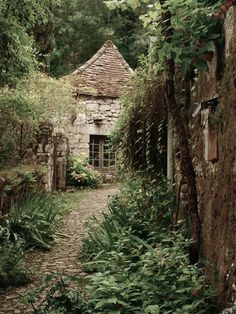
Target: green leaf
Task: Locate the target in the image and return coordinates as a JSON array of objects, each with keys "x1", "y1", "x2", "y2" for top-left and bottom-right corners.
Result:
[
  {"x1": 195, "y1": 59, "x2": 209, "y2": 72},
  {"x1": 145, "y1": 305, "x2": 160, "y2": 313},
  {"x1": 181, "y1": 62, "x2": 190, "y2": 74}
]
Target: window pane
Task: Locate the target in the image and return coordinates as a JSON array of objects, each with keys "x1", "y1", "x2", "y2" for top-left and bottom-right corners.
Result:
[
  {"x1": 93, "y1": 137, "x2": 100, "y2": 144},
  {"x1": 103, "y1": 160, "x2": 109, "y2": 168},
  {"x1": 89, "y1": 135, "x2": 116, "y2": 169},
  {"x1": 94, "y1": 160, "x2": 99, "y2": 167}
]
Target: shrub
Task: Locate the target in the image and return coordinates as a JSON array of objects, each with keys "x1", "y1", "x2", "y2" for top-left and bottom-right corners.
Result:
[
  {"x1": 24, "y1": 276, "x2": 88, "y2": 314},
  {"x1": 0, "y1": 240, "x2": 29, "y2": 291},
  {"x1": 66, "y1": 155, "x2": 101, "y2": 188},
  {"x1": 30, "y1": 177, "x2": 216, "y2": 313},
  {"x1": 1, "y1": 193, "x2": 64, "y2": 250},
  {"x1": 81, "y1": 177, "x2": 175, "y2": 261},
  {"x1": 79, "y1": 178, "x2": 216, "y2": 313},
  {"x1": 0, "y1": 192, "x2": 65, "y2": 291},
  {"x1": 0, "y1": 72, "x2": 76, "y2": 168},
  {"x1": 85, "y1": 237, "x2": 216, "y2": 314}
]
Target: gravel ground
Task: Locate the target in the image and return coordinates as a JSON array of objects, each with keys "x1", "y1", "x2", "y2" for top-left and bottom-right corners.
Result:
[{"x1": 0, "y1": 184, "x2": 118, "y2": 314}]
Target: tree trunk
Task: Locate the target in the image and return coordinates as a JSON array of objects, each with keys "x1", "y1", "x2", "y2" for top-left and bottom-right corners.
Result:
[{"x1": 161, "y1": 7, "x2": 201, "y2": 264}]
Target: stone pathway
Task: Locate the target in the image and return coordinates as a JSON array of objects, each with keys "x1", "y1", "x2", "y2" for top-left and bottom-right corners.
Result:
[{"x1": 0, "y1": 184, "x2": 118, "y2": 314}]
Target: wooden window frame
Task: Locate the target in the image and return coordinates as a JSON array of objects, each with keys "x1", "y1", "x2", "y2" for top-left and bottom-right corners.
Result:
[{"x1": 89, "y1": 135, "x2": 115, "y2": 169}]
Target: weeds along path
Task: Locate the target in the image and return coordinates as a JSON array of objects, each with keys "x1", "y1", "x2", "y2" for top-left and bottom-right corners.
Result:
[{"x1": 0, "y1": 184, "x2": 118, "y2": 314}]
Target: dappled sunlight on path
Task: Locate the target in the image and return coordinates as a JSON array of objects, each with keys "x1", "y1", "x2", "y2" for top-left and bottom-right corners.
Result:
[{"x1": 0, "y1": 184, "x2": 118, "y2": 314}]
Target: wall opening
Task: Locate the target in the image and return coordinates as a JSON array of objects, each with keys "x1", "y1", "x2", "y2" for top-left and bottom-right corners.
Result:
[{"x1": 89, "y1": 135, "x2": 115, "y2": 170}]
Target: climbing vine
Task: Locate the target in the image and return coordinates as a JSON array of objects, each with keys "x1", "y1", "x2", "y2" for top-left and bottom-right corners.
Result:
[
  {"x1": 112, "y1": 67, "x2": 167, "y2": 178},
  {"x1": 106, "y1": 0, "x2": 234, "y2": 263},
  {"x1": 106, "y1": 0, "x2": 233, "y2": 72}
]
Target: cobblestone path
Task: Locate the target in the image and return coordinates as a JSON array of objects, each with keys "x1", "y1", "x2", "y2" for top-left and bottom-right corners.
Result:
[{"x1": 0, "y1": 185, "x2": 118, "y2": 314}]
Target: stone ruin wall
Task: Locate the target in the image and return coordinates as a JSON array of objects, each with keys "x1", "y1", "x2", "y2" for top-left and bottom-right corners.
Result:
[
  {"x1": 36, "y1": 123, "x2": 69, "y2": 192},
  {"x1": 63, "y1": 96, "x2": 121, "y2": 157},
  {"x1": 35, "y1": 94, "x2": 122, "y2": 189},
  {"x1": 189, "y1": 6, "x2": 236, "y2": 308}
]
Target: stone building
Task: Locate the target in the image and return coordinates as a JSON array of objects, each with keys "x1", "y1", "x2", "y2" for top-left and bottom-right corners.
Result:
[
  {"x1": 64, "y1": 40, "x2": 132, "y2": 173},
  {"x1": 170, "y1": 7, "x2": 236, "y2": 308}
]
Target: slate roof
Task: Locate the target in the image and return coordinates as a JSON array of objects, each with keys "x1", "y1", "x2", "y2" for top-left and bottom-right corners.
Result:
[{"x1": 65, "y1": 40, "x2": 133, "y2": 98}]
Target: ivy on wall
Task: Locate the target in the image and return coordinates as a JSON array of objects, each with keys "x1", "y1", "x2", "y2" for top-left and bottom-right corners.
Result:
[{"x1": 112, "y1": 67, "x2": 167, "y2": 178}]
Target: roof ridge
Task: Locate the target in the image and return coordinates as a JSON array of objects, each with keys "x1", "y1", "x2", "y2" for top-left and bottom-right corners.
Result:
[
  {"x1": 72, "y1": 40, "x2": 133, "y2": 75},
  {"x1": 111, "y1": 42, "x2": 133, "y2": 74}
]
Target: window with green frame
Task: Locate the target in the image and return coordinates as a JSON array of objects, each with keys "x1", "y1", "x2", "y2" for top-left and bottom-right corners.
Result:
[{"x1": 89, "y1": 135, "x2": 115, "y2": 169}]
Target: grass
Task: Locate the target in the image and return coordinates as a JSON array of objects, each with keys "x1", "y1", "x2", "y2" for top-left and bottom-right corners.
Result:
[{"x1": 58, "y1": 189, "x2": 86, "y2": 213}]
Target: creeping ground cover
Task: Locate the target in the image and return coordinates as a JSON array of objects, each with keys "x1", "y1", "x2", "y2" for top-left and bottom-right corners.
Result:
[{"x1": 29, "y1": 177, "x2": 217, "y2": 313}]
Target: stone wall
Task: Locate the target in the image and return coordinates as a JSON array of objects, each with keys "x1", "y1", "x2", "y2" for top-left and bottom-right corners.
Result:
[
  {"x1": 36, "y1": 124, "x2": 69, "y2": 192},
  {"x1": 63, "y1": 96, "x2": 121, "y2": 156},
  {"x1": 189, "y1": 7, "x2": 236, "y2": 307}
]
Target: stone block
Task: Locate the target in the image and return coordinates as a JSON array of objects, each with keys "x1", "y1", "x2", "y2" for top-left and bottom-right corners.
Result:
[
  {"x1": 85, "y1": 102, "x2": 99, "y2": 111},
  {"x1": 80, "y1": 134, "x2": 89, "y2": 143},
  {"x1": 73, "y1": 113, "x2": 86, "y2": 126},
  {"x1": 111, "y1": 102, "x2": 121, "y2": 110},
  {"x1": 99, "y1": 104, "x2": 111, "y2": 111},
  {"x1": 225, "y1": 6, "x2": 236, "y2": 57}
]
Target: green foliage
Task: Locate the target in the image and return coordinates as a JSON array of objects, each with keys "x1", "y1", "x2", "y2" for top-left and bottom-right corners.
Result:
[
  {"x1": 25, "y1": 276, "x2": 88, "y2": 314},
  {"x1": 0, "y1": 184, "x2": 84, "y2": 292},
  {"x1": 0, "y1": 72, "x2": 76, "y2": 168},
  {"x1": 66, "y1": 155, "x2": 101, "y2": 188},
  {"x1": 80, "y1": 178, "x2": 216, "y2": 313},
  {"x1": 81, "y1": 177, "x2": 175, "y2": 262},
  {"x1": 106, "y1": 0, "x2": 226, "y2": 74},
  {"x1": 85, "y1": 240, "x2": 215, "y2": 313},
  {"x1": 30, "y1": 177, "x2": 216, "y2": 313},
  {"x1": 0, "y1": 193, "x2": 64, "y2": 250},
  {"x1": 49, "y1": 0, "x2": 147, "y2": 77},
  {"x1": 0, "y1": 240, "x2": 29, "y2": 291},
  {"x1": 0, "y1": 0, "x2": 60, "y2": 86},
  {"x1": 112, "y1": 67, "x2": 167, "y2": 177},
  {"x1": 0, "y1": 17, "x2": 35, "y2": 88},
  {"x1": 0, "y1": 166, "x2": 45, "y2": 196}
]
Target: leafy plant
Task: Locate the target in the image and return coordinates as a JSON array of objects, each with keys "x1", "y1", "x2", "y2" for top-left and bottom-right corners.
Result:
[
  {"x1": 85, "y1": 237, "x2": 216, "y2": 314},
  {"x1": 0, "y1": 72, "x2": 76, "y2": 168},
  {"x1": 1, "y1": 193, "x2": 64, "y2": 250},
  {"x1": 30, "y1": 177, "x2": 216, "y2": 313},
  {"x1": 111, "y1": 68, "x2": 167, "y2": 178},
  {"x1": 81, "y1": 177, "x2": 174, "y2": 260},
  {"x1": 0, "y1": 0, "x2": 60, "y2": 87},
  {"x1": 79, "y1": 178, "x2": 216, "y2": 313},
  {"x1": 25, "y1": 276, "x2": 88, "y2": 314},
  {"x1": 66, "y1": 155, "x2": 101, "y2": 188},
  {"x1": 0, "y1": 240, "x2": 29, "y2": 291},
  {"x1": 106, "y1": 0, "x2": 229, "y2": 73}
]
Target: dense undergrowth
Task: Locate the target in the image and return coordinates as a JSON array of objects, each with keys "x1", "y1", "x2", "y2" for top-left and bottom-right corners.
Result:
[
  {"x1": 66, "y1": 155, "x2": 101, "y2": 188},
  {"x1": 0, "y1": 193, "x2": 66, "y2": 291},
  {"x1": 29, "y1": 177, "x2": 216, "y2": 314}
]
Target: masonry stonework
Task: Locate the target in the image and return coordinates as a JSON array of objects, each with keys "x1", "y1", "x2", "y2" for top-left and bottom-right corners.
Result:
[
  {"x1": 64, "y1": 97, "x2": 121, "y2": 156},
  {"x1": 63, "y1": 40, "x2": 132, "y2": 172},
  {"x1": 189, "y1": 7, "x2": 236, "y2": 307}
]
